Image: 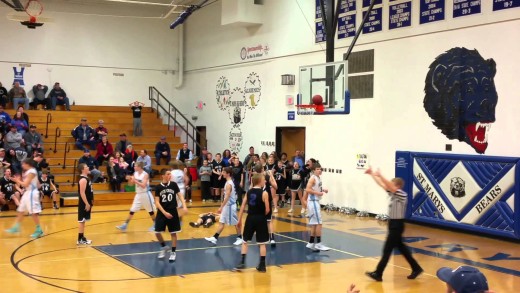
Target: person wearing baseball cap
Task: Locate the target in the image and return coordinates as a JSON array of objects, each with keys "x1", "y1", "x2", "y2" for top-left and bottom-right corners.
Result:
[
  {"x1": 154, "y1": 136, "x2": 171, "y2": 165},
  {"x1": 437, "y1": 266, "x2": 494, "y2": 293}
]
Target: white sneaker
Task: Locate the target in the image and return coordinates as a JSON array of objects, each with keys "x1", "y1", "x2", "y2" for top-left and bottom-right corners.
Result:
[
  {"x1": 270, "y1": 239, "x2": 276, "y2": 245},
  {"x1": 189, "y1": 199, "x2": 192, "y2": 203},
  {"x1": 169, "y1": 252, "x2": 176, "y2": 262},
  {"x1": 301, "y1": 208, "x2": 306, "y2": 214},
  {"x1": 158, "y1": 246, "x2": 169, "y2": 259},
  {"x1": 314, "y1": 243, "x2": 331, "y2": 251},
  {"x1": 233, "y1": 238, "x2": 244, "y2": 245},
  {"x1": 205, "y1": 236, "x2": 217, "y2": 244},
  {"x1": 306, "y1": 242, "x2": 316, "y2": 250},
  {"x1": 77, "y1": 238, "x2": 92, "y2": 245},
  {"x1": 288, "y1": 209, "x2": 293, "y2": 213},
  {"x1": 202, "y1": 199, "x2": 206, "y2": 202},
  {"x1": 273, "y1": 208, "x2": 278, "y2": 213}
]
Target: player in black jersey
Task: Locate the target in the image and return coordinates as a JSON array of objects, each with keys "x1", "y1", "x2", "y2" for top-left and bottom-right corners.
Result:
[
  {"x1": 189, "y1": 212, "x2": 220, "y2": 228},
  {"x1": 39, "y1": 170, "x2": 59, "y2": 209},
  {"x1": 0, "y1": 169, "x2": 21, "y2": 208},
  {"x1": 154, "y1": 169, "x2": 188, "y2": 262},
  {"x1": 211, "y1": 153, "x2": 225, "y2": 202},
  {"x1": 78, "y1": 163, "x2": 93, "y2": 245},
  {"x1": 274, "y1": 160, "x2": 286, "y2": 210},
  {"x1": 288, "y1": 161, "x2": 304, "y2": 214},
  {"x1": 254, "y1": 163, "x2": 278, "y2": 246},
  {"x1": 234, "y1": 173, "x2": 270, "y2": 272}
]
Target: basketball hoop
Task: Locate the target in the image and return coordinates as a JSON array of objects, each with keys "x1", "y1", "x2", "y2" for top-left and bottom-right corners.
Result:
[
  {"x1": 295, "y1": 104, "x2": 325, "y2": 115},
  {"x1": 22, "y1": 0, "x2": 43, "y2": 28}
]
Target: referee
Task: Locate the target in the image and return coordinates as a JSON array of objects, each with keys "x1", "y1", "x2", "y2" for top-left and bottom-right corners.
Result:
[{"x1": 364, "y1": 167, "x2": 423, "y2": 282}]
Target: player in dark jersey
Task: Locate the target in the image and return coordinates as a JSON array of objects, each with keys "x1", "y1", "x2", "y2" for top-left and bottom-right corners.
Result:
[
  {"x1": 39, "y1": 170, "x2": 59, "y2": 209},
  {"x1": 154, "y1": 168, "x2": 187, "y2": 262},
  {"x1": 254, "y1": 163, "x2": 277, "y2": 246},
  {"x1": 288, "y1": 161, "x2": 304, "y2": 214},
  {"x1": 78, "y1": 163, "x2": 93, "y2": 245},
  {"x1": 206, "y1": 153, "x2": 216, "y2": 201},
  {"x1": 274, "y1": 160, "x2": 286, "y2": 210},
  {"x1": 212, "y1": 153, "x2": 225, "y2": 201},
  {"x1": 231, "y1": 157, "x2": 244, "y2": 208},
  {"x1": 0, "y1": 169, "x2": 21, "y2": 208},
  {"x1": 189, "y1": 212, "x2": 220, "y2": 228},
  {"x1": 234, "y1": 173, "x2": 270, "y2": 272}
]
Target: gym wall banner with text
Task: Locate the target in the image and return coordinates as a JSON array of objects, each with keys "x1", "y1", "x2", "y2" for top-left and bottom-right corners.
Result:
[{"x1": 215, "y1": 73, "x2": 262, "y2": 153}]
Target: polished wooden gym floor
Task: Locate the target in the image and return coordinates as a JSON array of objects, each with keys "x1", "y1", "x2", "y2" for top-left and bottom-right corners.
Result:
[{"x1": 1, "y1": 203, "x2": 519, "y2": 292}]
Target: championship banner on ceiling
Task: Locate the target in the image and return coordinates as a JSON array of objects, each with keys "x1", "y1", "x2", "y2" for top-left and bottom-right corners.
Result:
[{"x1": 396, "y1": 151, "x2": 519, "y2": 240}]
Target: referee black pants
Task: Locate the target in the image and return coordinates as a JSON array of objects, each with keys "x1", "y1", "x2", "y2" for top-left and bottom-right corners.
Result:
[{"x1": 375, "y1": 219, "x2": 421, "y2": 275}]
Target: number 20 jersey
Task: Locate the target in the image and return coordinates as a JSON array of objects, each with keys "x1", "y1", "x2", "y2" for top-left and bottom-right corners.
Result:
[{"x1": 154, "y1": 181, "x2": 181, "y2": 214}]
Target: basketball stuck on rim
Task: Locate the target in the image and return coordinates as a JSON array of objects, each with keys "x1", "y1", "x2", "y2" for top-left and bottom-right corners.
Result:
[{"x1": 312, "y1": 95, "x2": 323, "y2": 105}]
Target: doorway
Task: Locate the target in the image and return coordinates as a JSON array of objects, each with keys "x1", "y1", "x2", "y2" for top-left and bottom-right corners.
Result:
[{"x1": 276, "y1": 127, "x2": 305, "y2": 159}]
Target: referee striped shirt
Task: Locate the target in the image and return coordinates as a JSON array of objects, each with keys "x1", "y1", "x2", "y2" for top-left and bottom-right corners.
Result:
[{"x1": 387, "y1": 189, "x2": 407, "y2": 219}]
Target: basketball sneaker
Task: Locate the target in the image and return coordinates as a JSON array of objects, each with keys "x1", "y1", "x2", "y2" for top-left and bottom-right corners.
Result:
[
  {"x1": 77, "y1": 238, "x2": 92, "y2": 245},
  {"x1": 53, "y1": 204, "x2": 59, "y2": 209},
  {"x1": 233, "y1": 238, "x2": 244, "y2": 245},
  {"x1": 5, "y1": 224, "x2": 20, "y2": 234},
  {"x1": 273, "y1": 208, "x2": 278, "y2": 213},
  {"x1": 306, "y1": 242, "x2": 317, "y2": 250},
  {"x1": 148, "y1": 225, "x2": 155, "y2": 232},
  {"x1": 300, "y1": 208, "x2": 306, "y2": 214},
  {"x1": 30, "y1": 227, "x2": 44, "y2": 239},
  {"x1": 205, "y1": 236, "x2": 217, "y2": 244},
  {"x1": 270, "y1": 239, "x2": 276, "y2": 247},
  {"x1": 233, "y1": 263, "x2": 246, "y2": 272},
  {"x1": 169, "y1": 252, "x2": 176, "y2": 262},
  {"x1": 189, "y1": 222, "x2": 199, "y2": 228},
  {"x1": 314, "y1": 243, "x2": 331, "y2": 251},
  {"x1": 116, "y1": 223, "x2": 128, "y2": 232},
  {"x1": 158, "y1": 246, "x2": 169, "y2": 259},
  {"x1": 287, "y1": 209, "x2": 294, "y2": 214},
  {"x1": 256, "y1": 263, "x2": 267, "y2": 273},
  {"x1": 365, "y1": 271, "x2": 383, "y2": 282}
]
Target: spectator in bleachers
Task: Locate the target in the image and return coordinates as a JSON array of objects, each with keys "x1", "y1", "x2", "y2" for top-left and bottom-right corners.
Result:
[
  {"x1": 222, "y1": 149, "x2": 232, "y2": 166},
  {"x1": 30, "y1": 84, "x2": 49, "y2": 110},
  {"x1": 107, "y1": 156, "x2": 124, "y2": 192},
  {"x1": 197, "y1": 147, "x2": 208, "y2": 168},
  {"x1": 0, "y1": 106, "x2": 12, "y2": 133},
  {"x1": 95, "y1": 136, "x2": 113, "y2": 166},
  {"x1": 136, "y1": 149, "x2": 152, "y2": 175},
  {"x1": 49, "y1": 82, "x2": 71, "y2": 111},
  {"x1": 0, "y1": 82, "x2": 8, "y2": 108},
  {"x1": 17, "y1": 105, "x2": 29, "y2": 124},
  {"x1": 78, "y1": 150, "x2": 102, "y2": 183},
  {"x1": 115, "y1": 133, "x2": 131, "y2": 153},
  {"x1": 0, "y1": 148, "x2": 10, "y2": 178},
  {"x1": 5, "y1": 125, "x2": 23, "y2": 151},
  {"x1": 33, "y1": 153, "x2": 49, "y2": 177},
  {"x1": 292, "y1": 150, "x2": 304, "y2": 170},
  {"x1": 154, "y1": 136, "x2": 171, "y2": 165},
  {"x1": 94, "y1": 120, "x2": 108, "y2": 142},
  {"x1": 24, "y1": 124, "x2": 44, "y2": 155},
  {"x1": 9, "y1": 82, "x2": 29, "y2": 109},
  {"x1": 72, "y1": 118, "x2": 96, "y2": 151},
  {"x1": 12, "y1": 112, "x2": 28, "y2": 136},
  {"x1": 117, "y1": 156, "x2": 130, "y2": 176},
  {"x1": 176, "y1": 143, "x2": 193, "y2": 163},
  {"x1": 129, "y1": 101, "x2": 144, "y2": 136},
  {"x1": 9, "y1": 147, "x2": 28, "y2": 175},
  {"x1": 124, "y1": 144, "x2": 138, "y2": 172}
]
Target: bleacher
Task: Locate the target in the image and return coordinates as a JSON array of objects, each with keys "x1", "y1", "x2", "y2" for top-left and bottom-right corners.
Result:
[{"x1": 19, "y1": 105, "x2": 200, "y2": 209}]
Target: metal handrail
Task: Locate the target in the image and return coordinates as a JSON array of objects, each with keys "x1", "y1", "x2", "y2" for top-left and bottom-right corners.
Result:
[
  {"x1": 44, "y1": 113, "x2": 52, "y2": 138},
  {"x1": 71, "y1": 159, "x2": 77, "y2": 187},
  {"x1": 62, "y1": 142, "x2": 71, "y2": 169},
  {"x1": 148, "y1": 86, "x2": 207, "y2": 152},
  {"x1": 53, "y1": 127, "x2": 61, "y2": 154}
]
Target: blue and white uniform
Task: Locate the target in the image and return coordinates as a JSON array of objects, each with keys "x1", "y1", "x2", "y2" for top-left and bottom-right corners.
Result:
[
  {"x1": 130, "y1": 171, "x2": 155, "y2": 213},
  {"x1": 220, "y1": 179, "x2": 238, "y2": 225},
  {"x1": 170, "y1": 169, "x2": 185, "y2": 208},
  {"x1": 18, "y1": 168, "x2": 41, "y2": 214},
  {"x1": 307, "y1": 174, "x2": 323, "y2": 225}
]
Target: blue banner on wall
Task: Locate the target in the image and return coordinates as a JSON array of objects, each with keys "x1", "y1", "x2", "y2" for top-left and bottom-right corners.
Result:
[
  {"x1": 316, "y1": 21, "x2": 326, "y2": 43},
  {"x1": 338, "y1": 14, "x2": 356, "y2": 39},
  {"x1": 396, "y1": 151, "x2": 520, "y2": 240},
  {"x1": 389, "y1": 1, "x2": 412, "y2": 30},
  {"x1": 420, "y1": 0, "x2": 446, "y2": 24},
  {"x1": 362, "y1": 7, "x2": 383, "y2": 34},
  {"x1": 493, "y1": 0, "x2": 520, "y2": 11},
  {"x1": 315, "y1": 0, "x2": 328, "y2": 19},
  {"x1": 453, "y1": 0, "x2": 481, "y2": 18},
  {"x1": 338, "y1": 0, "x2": 356, "y2": 14},
  {"x1": 363, "y1": 0, "x2": 382, "y2": 8}
]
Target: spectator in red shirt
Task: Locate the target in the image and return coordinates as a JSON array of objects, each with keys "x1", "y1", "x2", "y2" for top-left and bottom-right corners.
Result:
[
  {"x1": 95, "y1": 136, "x2": 114, "y2": 166},
  {"x1": 94, "y1": 120, "x2": 108, "y2": 142}
]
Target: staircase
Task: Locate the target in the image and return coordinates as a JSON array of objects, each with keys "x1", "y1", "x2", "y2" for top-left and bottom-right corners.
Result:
[{"x1": 23, "y1": 105, "x2": 200, "y2": 208}]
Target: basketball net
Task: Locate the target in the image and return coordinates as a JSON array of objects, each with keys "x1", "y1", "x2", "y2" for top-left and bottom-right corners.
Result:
[
  {"x1": 295, "y1": 104, "x2": 324, "y2": 115},
  {"x1": 25, "y1": 0, "x2": 43, "y2": 23}
]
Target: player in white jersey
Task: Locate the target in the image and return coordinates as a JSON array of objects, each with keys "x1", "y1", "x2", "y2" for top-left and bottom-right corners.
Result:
[
  {"x1": 170, "y1": 161, "x2": 188, "y2": 207},
  {"x1": 5, "y1": 159, "x2": 44, "y2": 238},
  {"x1": 116, "y1": 162, "x2": 156, "y2": 232},
  {"x1": 205, "y1": 167, "x2": 243, "y2": 246},
  {"x1": 305, "y1": 162, "x2": 330, "y2": 251}
]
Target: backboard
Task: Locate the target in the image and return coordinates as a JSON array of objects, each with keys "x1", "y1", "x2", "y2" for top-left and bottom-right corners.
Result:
[{"x1": 298, "y1": 60, "x2": 350, "y2": 115}]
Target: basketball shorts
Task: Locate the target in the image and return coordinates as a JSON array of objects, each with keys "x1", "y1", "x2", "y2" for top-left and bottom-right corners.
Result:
[
  {"x1": 290, "y1": 181, "x2": 302, "y2": 192},
  {"x1": 4, "y1": 192, "x2": 16, "y2": 201},
  {"x1": 201, "y1": 214, "x2": 216, "y2": 223},
  {"x1": 155, "y1": 210, "x2": 181, "y2": 233},
  {"x1": 243, "y1": 214, "x2": 269, "y2": 243},
  {"x1": 42, "y1": 190, "x2": 53, "y2": 197},
  {"x1": 211, "y1": 176, "x2": 220, "y2": 189},
  {"x1": 307, "y1": 200, "x2": 322, "y2": 225},
  {"x1": 78, "y1": 201, "x2": 93, "y2": 222},
  {"x1": 18, "y1": 189, "x2": 42, "y2": 215},
  {"x1": 218, "y1": 178, "x2": 226, "y2": 189},
  {"x1": 220, "y1": 204, "x2": 238, "y2": 225},
  {"x1": 266, "y1": 206, "x2": 273, "y2": 222},
  {"x1": 130, "y1": 192, "x2": 155, "y2": 213}
]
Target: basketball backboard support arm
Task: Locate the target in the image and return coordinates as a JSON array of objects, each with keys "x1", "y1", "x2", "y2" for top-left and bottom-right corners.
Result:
[
  {"x1": 1, "y1": 0, "x2": 24, "y2": 11},
  {"x1": 343, "y1": 0, "x2": 377, "y2": 61}
]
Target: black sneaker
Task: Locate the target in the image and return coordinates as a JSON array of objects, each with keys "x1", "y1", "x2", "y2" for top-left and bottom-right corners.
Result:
[
  {"x1": 256, "y1": 263, "x2": 266, "y2": 273},
  {"x1": 365, "y1": 271, "x2": 382, "y2": 282},
  {"x1": 233, "y1": 263, "x2": 246, "y2": 272},
  {"x1": 407, "y1": 268, "x2": 423, "y2": 280},
  {"x1": 189, "y1": 222, "x2": 198, "y2": 228},
  {"x1": 53, "y1": 204, "x2": 59, "y2": 209},
  {"x1": 279, "y1": 201, "x2": 285, "y2": 208}
]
